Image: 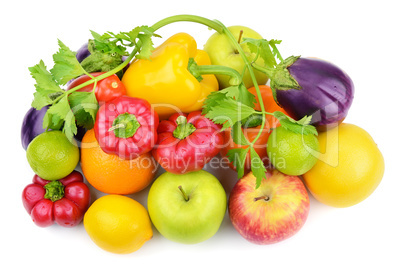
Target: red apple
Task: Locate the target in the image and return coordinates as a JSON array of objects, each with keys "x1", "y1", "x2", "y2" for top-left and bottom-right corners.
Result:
[{"x1": 228, "y1": 170, "x2": 309, "y2": 244}]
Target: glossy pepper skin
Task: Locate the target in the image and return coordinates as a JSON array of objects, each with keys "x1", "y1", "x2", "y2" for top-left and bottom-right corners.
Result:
[
  {"x1": 22, "y1": 171, "x2": 90, "y2": 228},
  {"x1": 94, "y1": 95, "x2": 158, "y2": 160},
  {"x1": 152, "y1": 111, "x2": 224, "y2": 174},
  {"x1": 122, "y1": 33, "x2": 219, "y2": 119}
]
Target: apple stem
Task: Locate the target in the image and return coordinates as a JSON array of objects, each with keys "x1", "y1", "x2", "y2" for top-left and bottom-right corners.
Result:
[
  {"x1": 178, "y1": 185, "x2": 189, "y2": 201},
  {"x1": 254, "y1": 196, "x2": 270, "y2": 202},
  {"x1": 237, "y1": 30, "x2": 244, "y2": 44}
]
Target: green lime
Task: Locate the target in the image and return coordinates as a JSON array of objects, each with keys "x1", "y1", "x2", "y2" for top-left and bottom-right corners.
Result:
[
  {"x1": 26, "y1": 130, "x2": 80, "y2": 180},
  {"x1": 267, "y1": 126, "x2": 319, "y2": 176}
]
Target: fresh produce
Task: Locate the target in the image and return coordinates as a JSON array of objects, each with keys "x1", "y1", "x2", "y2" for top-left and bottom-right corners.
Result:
[
  {"x1": 254, "y1": 56, "x2": 354, "y2": 130},
  {"x1": 267, "y1": 125, "x2": 319, "y2": 176},
  {"x1": 152, "y1": 111, "x2": 224, "y2": 174},
  {"x1": 94, "y1": 95, "x2": 158, "y2": 160},
  {"x1": 84, "y1": 195, "x2": 153, "y2": 254},
  {"x1": 26, "y1": 130, "x2": 79, "y2": 180},
  {"x1": 22, "y1": 171, "x2": 90, "y2": 228},
  {"x1": 247, "y1": 85, "x2": 289, "y2": 128},
  {"x1": 80, "y1": 129, "x2": 157, "y2": 195},
  {"x1": 76, "y1": 41, "x2": 127, "y2": 78},
  {"x1": 75, "y1": 42, "x2": 91, "y2": 62},
  {"x1": 303, "y1": 123, "x2": 384, "y2": 207},
  {"x1": 147, "y1": 170, "x2": 227, "y2": 244},
  {"x1": 220, "y1": 85, "x2": 288, "y2": 173},
  {"x1": 229, "y1": 170, "x2": 309, "y2": 244},
  {"x1": 20, "y1": 13, "x2": 385, "y2": 252},
  {"x1": 67, "y1": 72, "x2": 126, "y2": 104},
  {"x1": 122, "y1": 32, "x2": 219, "y2": 119},
  {"x1": 204, "y1": 26, "x2": 271, "y2": 89},
  {"x1": 21, "y1": 106, "x2": 49, "y2": 150}
]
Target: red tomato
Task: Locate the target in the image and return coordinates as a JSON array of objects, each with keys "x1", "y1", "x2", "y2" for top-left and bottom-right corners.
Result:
[{"x1": 67, "y1": 72, "x2": 126, "y2": 103}]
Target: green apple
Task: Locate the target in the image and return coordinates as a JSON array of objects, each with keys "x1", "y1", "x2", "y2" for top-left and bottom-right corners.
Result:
[
  {"x1": 147, "y1": 170, "x2": 227, "y2": 244},
  {"x1": 204, "y1": 25, "x2": 268, "y2": 89}
]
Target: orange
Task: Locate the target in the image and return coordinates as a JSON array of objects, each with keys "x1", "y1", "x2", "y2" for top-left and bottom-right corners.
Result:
[
  {"x1": 80, "y1": 129, "x2": 157, "y2": 195},
  {"x1": 303, "y1": 123, "x2": 384, "y2": 208}
]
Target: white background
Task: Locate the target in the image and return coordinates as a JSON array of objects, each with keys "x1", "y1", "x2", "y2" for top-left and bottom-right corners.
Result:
[{"x1": 1, "y1": 0, "x2": 401, "y2": 267}]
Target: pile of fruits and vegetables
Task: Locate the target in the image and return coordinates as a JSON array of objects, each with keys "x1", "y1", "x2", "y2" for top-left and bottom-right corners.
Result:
[{"x1": 21, "y1": 14, "x2": 385, "y2": 254}]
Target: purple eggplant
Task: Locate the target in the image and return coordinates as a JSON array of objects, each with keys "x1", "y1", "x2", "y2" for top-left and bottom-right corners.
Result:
[
  {"x1": 21, "y1": 106, "x2": 49, "y2": 150},
  {"x1": 267, "y1": 56, "x2": 354, "y2": 130},
  {"x1": 76, "y1": 42, "x2": 91, "y2": 62}
]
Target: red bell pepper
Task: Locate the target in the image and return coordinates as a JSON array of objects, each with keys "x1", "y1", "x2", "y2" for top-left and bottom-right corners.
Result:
[
  {"x1": 94, "y1": 95, "x2": 159, "y2": 160},
  {"x1": 22, "y1": 171, "x2": 90, "y2": 228},
  {"x1": 67, "y1": 72, "x2": 126, "y2": 104},
  {"x1": 152, "y1": 111, "x2": 224, "y2": 174}
]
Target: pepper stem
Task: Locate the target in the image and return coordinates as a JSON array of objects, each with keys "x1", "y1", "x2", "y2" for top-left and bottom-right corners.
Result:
[
  {"x1": 44, "y1": 181, "x2": 65, "y2": 202},
  {"x1": 109, "y1": 113, "x2": 141, "y2": 138},
  {"x1": 173, "y1": 116, "x2": 196, "y2": 140},
  {"x1": 188, "y1": 58, "x2": 242, "y2": 86}
]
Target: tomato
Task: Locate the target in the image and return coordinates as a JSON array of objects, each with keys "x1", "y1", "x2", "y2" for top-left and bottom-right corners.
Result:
[
  {"x1": 221, "y1": 85, "x2": 289, "y2": 173},
  {"x1": 67, "y1": 72, "x2": 126, "y2": 104}
]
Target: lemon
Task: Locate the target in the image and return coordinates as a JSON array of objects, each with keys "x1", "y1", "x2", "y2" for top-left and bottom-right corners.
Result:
[
  {"x1": 303, "y1": 123, "x2": 384, "y2": 208},
  {"x1": 26, "y1": 130, "x2": 79, "y2": 180},
  {"x1": 84, "y1": 195, "x2": 153, "y2": 254},
  {"x1": 267, "y1": 126, "x2": 319, "y2": 176}
]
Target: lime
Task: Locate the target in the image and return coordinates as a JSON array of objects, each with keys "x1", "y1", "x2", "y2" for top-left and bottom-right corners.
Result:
[
  {"x1": 26, "y1": 130, "x2": 79, "y2": 180},
  {"x1": 267, "y1": 126, "x2": 319, "y2": 176}
]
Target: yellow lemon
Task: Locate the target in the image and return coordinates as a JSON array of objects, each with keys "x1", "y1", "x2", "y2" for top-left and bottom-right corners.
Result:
[
  {"x1": 303, "y1": 123, "x2": 384, "y2": 208},
  {"x1": 84, "y1": 195, "x2": 153, "y2": 254}
]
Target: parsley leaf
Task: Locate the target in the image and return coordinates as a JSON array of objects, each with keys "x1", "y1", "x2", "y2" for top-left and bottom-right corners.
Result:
[
  {"x1": 69, "y1": 91, "x2": 98, "y2": 129},
  {"x1": 231, "y1": 121, "x2": 250, "y2": 146},
  {"x1": 226, "y1": 147, "x2": 249, "y2": 179},
  {"x1": 29, "y1": 60, "x2": 64, "y2": 110},
  {"x1": 204, "y1": 97, "x2": 256, "y2": 130},
  {"x1": 50, "y1": 40, "x2": 86, "y2": 85},
  {"x1": 249, "y1": 147, "x2": 267, "y2": 189},
  {"x1": 273, "y1": 111, "x2": 318, "y2": 136},
  {"x1": 242, "y1": 38, "x2": 283, "y2": 68}
]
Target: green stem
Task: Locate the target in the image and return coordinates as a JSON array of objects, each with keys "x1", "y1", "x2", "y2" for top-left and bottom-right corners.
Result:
[
  {"x1": 192, "y1": 64, "x2": 243, "y2": 86},
  {"x1": 219, "y1": 26, "x2": 267, "y2": 146},
  {"x1": 151, "y1": 14, "x2": 224, "y2": 33},
  {"x1": 53, "y1": 46, "x2": 139, "y2": 104}
]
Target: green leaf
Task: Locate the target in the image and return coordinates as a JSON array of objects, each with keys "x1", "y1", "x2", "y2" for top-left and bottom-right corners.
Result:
[
  {"x1": 242, "y1": 38, "x2": 283, "y2": 68},
  {"x1": 231, "y1": 121, "x2": 249, "y2": 146},
  {"x1": 226, "y1": 147, "x2": 249, "y2": 179},
  {"x1": 249, "y1": 147, "x2": 267, "y2": 189},
  {"x1": 202, "y1": 86, "x2": 240, "y2": 115},
  {"x1": 50, "y1": 39, "x2": 86, "y2": 85},
  {"x1": 68, "y1": 91, "x2": 98, "y2": 129},
  {"x1": 204, "y1": 98, "x2": 256, "y2": 130},
  {"x1": 29, "y1": 60, "x2": 64, "y2": 110},
  {"x1": 273, "y1": 111, "x2": 318, "y2": 136},
  {"x1": 237, "y1": 83, "x2": 256, "y2": 108}
]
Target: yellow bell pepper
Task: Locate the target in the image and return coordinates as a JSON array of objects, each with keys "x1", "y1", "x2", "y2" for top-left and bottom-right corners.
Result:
[{"x1": 121, "y1": 33, "x2": 219, "y2": 119}]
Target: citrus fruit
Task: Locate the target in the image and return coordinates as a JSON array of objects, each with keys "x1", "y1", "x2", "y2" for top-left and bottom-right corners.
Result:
[
  {"x1": 267, "y1": 126, "x2": 319, "y2": 176},
  {"x1": 80, "y1": 129, "x2": 156, "y2": 195},
  {"x1": 26, "y1": 130, "x2": 79, "y2": 180},
  {"x1": 84, "y1": 195, "x2": 153, "y2": 254},
  {"x1": 303, "y1": 123, "x2": 384, "y2": 208}
]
